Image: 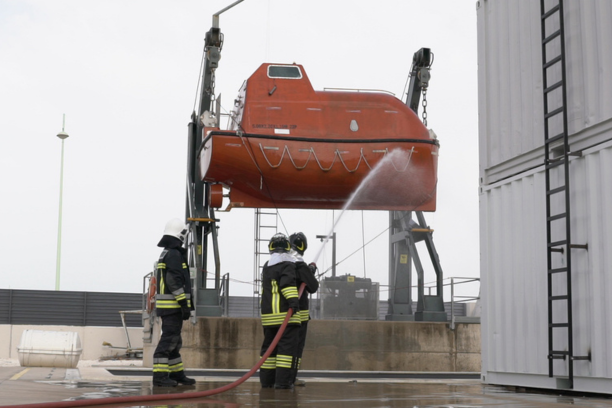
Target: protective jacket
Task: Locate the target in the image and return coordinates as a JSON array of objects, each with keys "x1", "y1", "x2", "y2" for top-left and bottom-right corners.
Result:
[
  {"x1": 260, "y1": 256, "x2": 301, "y2": 326},
  {"x1": 155, "y1": 236, "x2": 192, "y2": 317},
  {"x1": 295, "y1": 257, "x2": 319, "y2": 322}
]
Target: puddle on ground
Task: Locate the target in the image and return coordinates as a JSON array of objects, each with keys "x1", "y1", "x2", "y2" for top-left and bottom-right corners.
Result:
[{"x1": 37, "y1": 380, "x2": 612, "y2": 408}]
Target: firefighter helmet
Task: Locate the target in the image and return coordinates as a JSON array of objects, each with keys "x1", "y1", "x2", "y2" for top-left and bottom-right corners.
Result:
[
  {"x1": 163, "y1": 218, "x2": 189, "y2": 243},
  {"x1": 269, "y1": 233, "x2": 291, "y2": 253},
  {"x1": 289, "y1": 232, "x2": 308, "y2": 255}
]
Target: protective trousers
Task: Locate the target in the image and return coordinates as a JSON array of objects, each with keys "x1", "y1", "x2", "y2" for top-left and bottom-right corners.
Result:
[
  {"x1": 259, "y1": 324, "x2": 300, "y2": 388},
  {"x1": 153, "y1": 312, "x2": 185, "y2": 378},
  {"x1": 292, "y1": 320, "x2": 309, "y2": 383}
]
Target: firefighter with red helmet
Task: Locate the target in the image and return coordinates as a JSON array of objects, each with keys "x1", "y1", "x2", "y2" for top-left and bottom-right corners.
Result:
[
  {"x1": 152, "y1": 218, "x2": 196, "y2": 387},
  {"x1": 259, "y1": 233, "x2": 301, "y2": 389},
  {"x1": 289, "y1": 232, "x2": 319, "y2": 386}
]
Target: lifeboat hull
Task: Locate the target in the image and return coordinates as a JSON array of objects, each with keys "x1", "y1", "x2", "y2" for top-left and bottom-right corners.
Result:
[
  {"x1": 197, "y1": 62, "x2": 439, "y2": 211},
  {"x1": 200, "y1": 130, "x2": 438, "y2": 211}
]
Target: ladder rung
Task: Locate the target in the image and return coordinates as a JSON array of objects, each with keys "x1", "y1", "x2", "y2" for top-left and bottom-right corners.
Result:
[
  {"x1": 548, "y1": 239, "x2": 567, "y2": 248},
  {"x1": 550, "y1": 323, "x2": 569, "y2": 328},
  {"x1": 545, "y1": 132, "x2": 566, "y2": 144},
  {"x1": 546, "y1": 160, "x2": 564, "y2": 170},
  {"x1": 543, "y1": 54, "x2": 562, "y2": 70},
  {"x1": 550, "y1": 295, "x2": 568, "y2": 301},
  {"x1": 545, "y1": 106, "x2": 564, "y2": 119},
  {"x1": 549, "y1": 267, "x2": 567, "y2": 274},
  {"x1": 546, "y1": 157, "x2": 566, "y2": 167},
  {"x1": 259, "y1": 225, "x2": 277, "y2": 228},
  {"x1": 543, "y1": 55, "x2": 563, "y2": 70},
  {"x1": 548, "y1": 212, "x2": 567, "y2": 222},
  {"x1": 542, "y1": 4, "x2": 560, "y2": 21},
  {"x1": 547, "y1": 186, "x2": 566, "y2": 196},
  {"x1": 547, "y1": 151, "x2": 581, "y2": 160},
  {"x1": 547, "y1": 155, "x2": 567, "y2": 163},
  {"x1": 549, "y1": 247, "x2": 564, "y2": 253},
  {"x1": 542, "y1": 29, "x2": 561, "y2": 46},
  {"x1": 544, "y1": 79, "x2": 563, "y2": 94},
  {"x1": 548, "y1": 352, "x2": 568, "y2": 360}
]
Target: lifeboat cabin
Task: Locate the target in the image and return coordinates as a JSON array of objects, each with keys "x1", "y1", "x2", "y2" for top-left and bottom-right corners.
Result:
[{"x1": 199, "y1": 63, "x2": 439, "y2": 211}]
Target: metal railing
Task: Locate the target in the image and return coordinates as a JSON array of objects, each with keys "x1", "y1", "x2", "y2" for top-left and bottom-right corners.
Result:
[
  {"x1": 448, "y1": 277, "x2": 480, "y2": 330},
  {"x1": 419, "y1": 276, "x2": 480, "y2": 329},
  {"x1": 219, "y1": 273, "x2": 230, "y2": 317}
]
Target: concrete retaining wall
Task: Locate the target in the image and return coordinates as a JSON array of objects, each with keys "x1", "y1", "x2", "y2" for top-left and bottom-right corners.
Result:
[{"x1": 145, "y1": 317, "x2": 481, "y2": 372}]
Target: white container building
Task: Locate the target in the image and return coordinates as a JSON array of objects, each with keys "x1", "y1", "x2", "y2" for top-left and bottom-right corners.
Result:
[{"x1": 477, "y1": 0, "x2": 612, "y2": 393}]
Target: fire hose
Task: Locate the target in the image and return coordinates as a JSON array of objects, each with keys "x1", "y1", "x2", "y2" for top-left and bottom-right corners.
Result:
[{"x1": 4, "y1": 283, "x2": 307, "y2": 408}]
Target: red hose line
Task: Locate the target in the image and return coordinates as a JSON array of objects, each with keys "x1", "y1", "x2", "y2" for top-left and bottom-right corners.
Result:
[{"x1": 5, "y1": 283, "x2": 307, "y2": 408}]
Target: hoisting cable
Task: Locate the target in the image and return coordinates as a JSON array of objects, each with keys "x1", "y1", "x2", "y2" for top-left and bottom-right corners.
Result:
[
  {"x1": 192, "y1": 44, "x2": 207, "y2": 114},
  {"x1": 3, "y1": 283, "x2": 306, "y2": 408},
  {"x1": 361, "y1": 210, "x2": 367, "y2": 278}
]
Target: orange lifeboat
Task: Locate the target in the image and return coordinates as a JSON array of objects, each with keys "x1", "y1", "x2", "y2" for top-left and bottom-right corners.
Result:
[{"x1": 199, "y1": 63, "x2": 439, "y2": 211}]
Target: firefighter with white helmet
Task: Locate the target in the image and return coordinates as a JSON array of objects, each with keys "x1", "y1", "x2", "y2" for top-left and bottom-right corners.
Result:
[
  {"x1": 259, "y1": 232, "x2": 301, "y2": 389},
  {"x1": 289, "y1": 232, "x2": 319, "y2": 386},
  {"x1": 152, "y1": 218, "x2": 196, "y2": 387}
]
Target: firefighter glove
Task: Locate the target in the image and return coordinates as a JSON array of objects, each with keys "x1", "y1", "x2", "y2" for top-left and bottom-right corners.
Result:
[
  {"x1": 288, "y1": 298, "x2": 300, "y2": 316},
  {"x1": 178, "y1": 299, "x2": 191, "y2": 321},
  {"x1": 308, "y1": 262, "x2": 317, "y2": 273}
]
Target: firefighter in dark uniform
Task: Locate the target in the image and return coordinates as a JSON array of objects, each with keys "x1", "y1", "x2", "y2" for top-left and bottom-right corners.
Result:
[
  {"x1": 259, "y1": 233, "x2": 301, "y2": 389},
  {"x1": 152, "y1": 218, "x2": 196, "y2": 387},
  {"x1": 289, "y1": 232, "x2": 319, "y2": 386}
]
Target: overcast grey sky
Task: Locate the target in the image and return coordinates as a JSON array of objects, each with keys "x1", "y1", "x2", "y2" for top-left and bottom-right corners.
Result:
[{"x1": 0, "y1": 0, "x2": 479, "y2": 298}]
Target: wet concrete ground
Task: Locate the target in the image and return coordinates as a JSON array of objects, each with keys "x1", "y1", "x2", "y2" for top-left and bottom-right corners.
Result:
[{"x1": 1, "y1": 365, "x2": 611, "y2": 408}]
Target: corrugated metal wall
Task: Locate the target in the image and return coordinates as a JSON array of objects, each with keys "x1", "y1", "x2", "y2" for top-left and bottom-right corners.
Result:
[
  {"x1": 480, "y1": 169, "x2": 548, "y2": 377},
  {"x1": 477, "y1": 0, "x2": 544, "y2": 183},
  {"x1": 569, "y1": 143, "x2": 612, "y2": 380},
  {"x1": 215, "y1": 296, "x2": 468, "y2": 321},
  {"x1": 564, "y1": 1, "x2": 612, "y2": 135},
  {"x1": 0, "y1": 289, "x2": 143, "y2": 327},
  {"x1": 478, "y1": 0, "x2": 612, "y2": 393},
  {"x1": 0, "y1": 290, "x2": 471, "y2": 327},
  {"x1": 480, "y1": 142, "x2": 612, "y2": 386},
  {"x1": 478, "y1": 0, "x2": 612, "y2": 184}
]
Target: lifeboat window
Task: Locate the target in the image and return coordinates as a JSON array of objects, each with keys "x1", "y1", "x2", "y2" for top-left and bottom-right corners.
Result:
[{"x1": 268, "y1": 65, "x2": 302, "y2": 79}]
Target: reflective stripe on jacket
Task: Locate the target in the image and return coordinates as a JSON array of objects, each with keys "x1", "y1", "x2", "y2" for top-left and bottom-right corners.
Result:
[
  {"x1": 295, "y1": 260, "x2": 319, "y2": 322},
  {"x1": 260, "y1": 260, "x2": 301, "y2": 326},
  {"x1": 155, "y1": 248, "x2": 192, "y2": 316}
]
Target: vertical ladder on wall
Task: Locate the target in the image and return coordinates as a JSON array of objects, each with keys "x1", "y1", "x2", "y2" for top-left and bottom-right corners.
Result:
[
  {"x1": 540, "y1": 0, "x2": 589, "y2": 389},
  {"x1": 253, "y1": 209, "x2": 278, "y2": 316}
]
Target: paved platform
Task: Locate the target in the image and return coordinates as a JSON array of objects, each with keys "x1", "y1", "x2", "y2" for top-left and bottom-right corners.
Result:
[{"x1": 1, "y1": 361, "x2": 611, "y2": 407}]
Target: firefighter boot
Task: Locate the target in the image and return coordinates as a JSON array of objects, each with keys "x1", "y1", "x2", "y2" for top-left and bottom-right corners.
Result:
[
  {"x1": 152, "y1": 372, "x2": 178, "y2": 387},
  {"x1": 259, "y1": 368, "x2": 276, "y2": 388},
  {"x1": 169, "y1": 370, "x2": 196, "y2": 386},
  {"x1": 274, "y1": 368, "x2": 295, "y2": 389}
]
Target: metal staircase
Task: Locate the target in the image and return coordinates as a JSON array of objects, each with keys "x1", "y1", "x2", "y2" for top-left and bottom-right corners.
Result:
[{"x1": 539, "y1": 0, "x2": 589, "y2": 389}]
